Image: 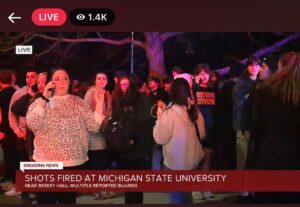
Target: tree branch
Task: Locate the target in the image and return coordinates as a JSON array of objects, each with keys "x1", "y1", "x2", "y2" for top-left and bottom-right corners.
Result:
[
  {"x1": 32, "y1": 33, "x2": 146, "y2": 48},
  {"x1": 161, "y1": 32, "x2": 184, "y2": 43},
  {"x1": 96, "y1": 32, "x2": 103, "y2": 38},
  {"x1": 216, "y1": 32, "x2": 300, "y2": 75},
  {"x1": 247, "y1": 32, "x2": 261, "y2": 48},
  {"x1": 36, "y1": 41, "x2": 60, "y2": 57},
  {"x1": 0, "y1": 33, "x2": 36, "y2": 52}
]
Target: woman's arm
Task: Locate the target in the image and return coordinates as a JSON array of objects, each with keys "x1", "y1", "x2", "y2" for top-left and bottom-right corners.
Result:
[
  {"x1": 197, "y1": 110, "x2": 206, "y2": 139},
  {"x1": 83, "y1": 90, "x2": 105, "y2": 133},
  {"x1": 153, "y1": 110, "x2": 174, "y2": 145}
]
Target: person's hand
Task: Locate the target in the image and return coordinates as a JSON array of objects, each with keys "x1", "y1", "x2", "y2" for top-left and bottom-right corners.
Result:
[
  {"x1": 103, "y1": 110, "x2": 111, "y2": 118},
  {"x1": 157, "y1": 100, "x2": 166, "y2": 111},
  {"x1": 156, "y1": 100, "x2": 166, "y2": 119},
  {"x1": 156, "y1": 107, "x2": 163, "y2": 119},
  {"x1": 95, "y1": 88, "x2": 104, "y2": 104},
  {"x1": 0, "y1": 131, "x2": 5, "y2": 140},
  {"x1": 145, "y1": 89, "x2": 150, "y2": 96},
  {"x1": 187, "y1": 97, "x2": 195, "y2": 109},
  {"x1": 15, "y1": 128, "x2": 26, "y2": 139},
  {"x1": 95, "y1": 89, "x2": 104, "y2": 115},
  {"x1": 43, "y1": 81, "x2": 56, "y2": 98},
  {"x1": 195, "y1": 76, "x2": 201, "y2": 84},
  {"x1": 95, "y1": 82, "x2": 103, "y2": 92}
]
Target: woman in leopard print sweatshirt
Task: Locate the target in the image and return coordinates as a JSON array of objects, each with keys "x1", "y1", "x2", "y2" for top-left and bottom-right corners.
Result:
[{"x1": 26, "y1": 69, "x2": 105, "y2": 204}]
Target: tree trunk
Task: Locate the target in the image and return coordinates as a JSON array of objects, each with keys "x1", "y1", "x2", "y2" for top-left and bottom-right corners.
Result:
[{"x1": 145, "y1": 32, "x2": 166, "y2": 78}]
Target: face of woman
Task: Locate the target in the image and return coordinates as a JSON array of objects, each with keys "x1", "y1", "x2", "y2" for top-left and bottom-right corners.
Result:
[
  {"x1": 95, "y1": 73, "x2": 108, "y2": 90},
  {"x1": 120, "y1": 78, "x2": 130, "y2": 94},
  {"x1": 52, "y1": 70, "x2": 70, "y2": 96},
  {"x1": 37, "y1": 74, "x2": 47, "y2": 93},
  {"x1": 199, "y1": 70, "x2": 210, "y2": 84}
]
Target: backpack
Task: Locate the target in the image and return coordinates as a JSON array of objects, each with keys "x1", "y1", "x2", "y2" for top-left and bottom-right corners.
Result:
[{"x1": 103, "y1": 106, "x2": 136, "y2": 154}]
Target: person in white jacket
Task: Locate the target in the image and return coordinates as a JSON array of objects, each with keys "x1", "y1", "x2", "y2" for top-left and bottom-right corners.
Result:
[{"x1": 153, "y1": 78, "x2": 205, "y2": 204}]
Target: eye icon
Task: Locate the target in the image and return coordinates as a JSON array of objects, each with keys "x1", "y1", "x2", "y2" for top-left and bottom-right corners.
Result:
[{"x1": 76, "y1": 14, "x2": 85, "y2": 21}]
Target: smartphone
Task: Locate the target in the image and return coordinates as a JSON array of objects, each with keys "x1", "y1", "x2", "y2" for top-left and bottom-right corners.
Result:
[
  {"x1": 31, "y1": 84, "x2": 38, "y2": 93},
  {"x1": 46, "y1": 75, "x2": 55, "y2": 93}
]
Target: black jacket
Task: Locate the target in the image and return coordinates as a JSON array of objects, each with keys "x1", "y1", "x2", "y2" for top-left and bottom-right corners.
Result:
[
  {"x1": 248, "y1": 86, "x2": 300, "y2": 170},
  {"x1": 113, "y1": 92, "x2": 154, "y2": 160},
  {"x1": 11, "y1": 93, "x2": 42, "y2": 117}
]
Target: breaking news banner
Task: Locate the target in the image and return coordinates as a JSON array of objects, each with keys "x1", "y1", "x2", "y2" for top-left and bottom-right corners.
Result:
[
  {"x1": 20, "y1": 161, "x2": 64, "y2": 171},
  {"x1": 15, "y1": 165, "x2": 300, "y2": 192}
]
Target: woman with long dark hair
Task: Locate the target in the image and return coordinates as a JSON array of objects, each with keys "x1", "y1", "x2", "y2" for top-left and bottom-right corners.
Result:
[
  {"x1": 84, "y1": 72, "x2": 112, "y2": 199},
  {"x1": 249, "y1": 51, "x2": 300, "y2": 203},
  {"x1": 153, "y1": 78, "x2": 205, "y2": 204},
  {"x1": 109, "y1": 75, "x2": 153, "y2": 204},
  {"x1": 84, "y1": 72, "x2": 111, "y2": 170},
  {"x1": 112, "y1": 76, "x2": 136, "y2": 112}
]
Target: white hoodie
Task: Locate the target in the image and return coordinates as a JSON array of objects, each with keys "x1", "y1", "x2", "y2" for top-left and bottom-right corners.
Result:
[{"x1": 153, "y1": 104, "x2": 205, "y2": 170}]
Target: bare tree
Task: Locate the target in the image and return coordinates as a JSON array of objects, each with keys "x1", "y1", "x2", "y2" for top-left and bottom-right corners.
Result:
[
  {"x1": 0, "y1": 32, "x2": 184, "y2": 78},
  {"x1": 1, "y1": 32, "x2": 300, "y2": 77}
]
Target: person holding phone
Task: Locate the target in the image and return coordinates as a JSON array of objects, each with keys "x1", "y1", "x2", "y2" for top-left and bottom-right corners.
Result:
[
  {"x1": 26, "y1": 68, "x2": 105, "y2": 204},
  {"x1": 192, "y1": 64, "x2": 217, "y2": 200}
]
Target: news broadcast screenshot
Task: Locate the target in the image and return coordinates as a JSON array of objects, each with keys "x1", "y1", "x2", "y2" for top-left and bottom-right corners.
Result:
[{"x1": 0, "y1": 1, "x2": 300, "y2": 206}]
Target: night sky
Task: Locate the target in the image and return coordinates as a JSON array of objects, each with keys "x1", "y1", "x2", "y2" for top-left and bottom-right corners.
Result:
[{"x1": 1, "y1": 32, "x2": 300, "y2": 86}]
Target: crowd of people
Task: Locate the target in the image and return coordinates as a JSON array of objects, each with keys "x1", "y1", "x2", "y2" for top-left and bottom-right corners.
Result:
[{"x1": 0, "y1": 51, "x2": 299, "y2": 204}]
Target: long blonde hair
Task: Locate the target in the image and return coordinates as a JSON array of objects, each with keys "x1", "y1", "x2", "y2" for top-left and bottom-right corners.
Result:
[{"x1": 264, "y1": 51, "x2": 300, "y2": 107}]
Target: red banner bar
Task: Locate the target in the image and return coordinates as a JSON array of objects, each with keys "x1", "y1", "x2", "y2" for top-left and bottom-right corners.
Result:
[{"x1": 16, "y1": 170, "x2": 300, "y2": 192}]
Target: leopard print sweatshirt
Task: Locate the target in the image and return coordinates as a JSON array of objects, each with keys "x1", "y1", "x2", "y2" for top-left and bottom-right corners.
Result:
[{"x1": 26, "y1": 95, "x2": 104, "y2": 167}]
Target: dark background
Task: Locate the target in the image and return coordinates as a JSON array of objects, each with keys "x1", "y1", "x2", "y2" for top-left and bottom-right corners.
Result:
[{"x1": 1, "y1": 32, "x2": 300, "y2": 86}]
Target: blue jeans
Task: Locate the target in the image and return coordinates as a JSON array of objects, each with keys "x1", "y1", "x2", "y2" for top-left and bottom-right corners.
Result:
[
  {"x1": 163, "y1": 165, "x2": 193, "y2": 204},
  {"x1": 152, "y1": 144, "x2": 163, "y2": 170},
  {"x1": 170, "y1": 192, "x2": 193, "y2": 204}
]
